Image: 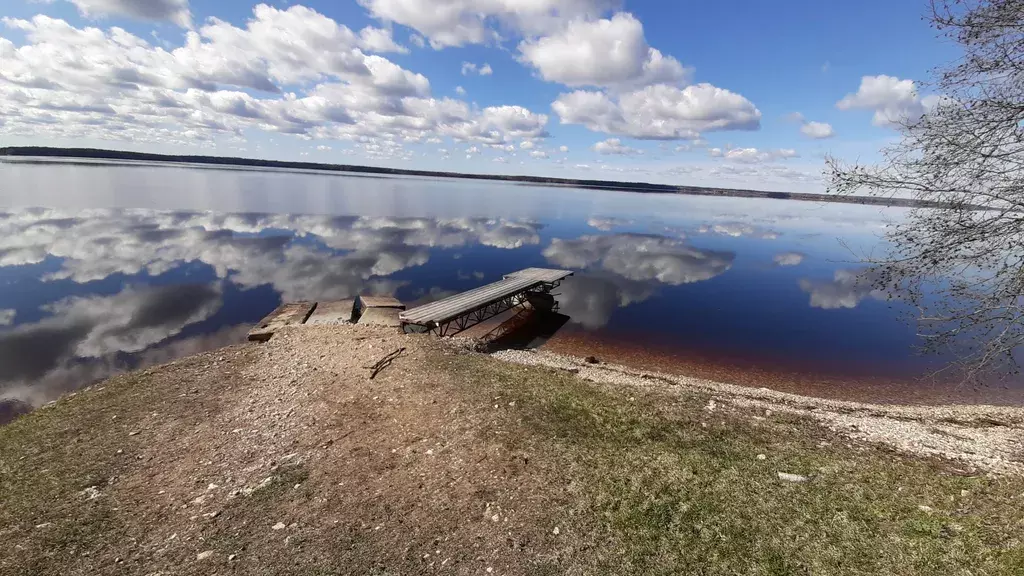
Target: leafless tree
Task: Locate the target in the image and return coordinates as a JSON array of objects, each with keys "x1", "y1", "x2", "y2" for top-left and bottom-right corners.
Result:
[{"x1": 827, "y1": 0, "x2": 1024, "y2": 382}]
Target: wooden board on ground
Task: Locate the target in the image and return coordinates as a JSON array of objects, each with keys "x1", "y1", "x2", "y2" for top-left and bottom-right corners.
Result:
[
  {"x1": 306, "y1": 299, "x2": 355, "y2": 325},
  {"x1": 247, "y1": 301, "x2": 317, "y2": 342},
  {"x1": 357, "y1": 307, "x2": 402, "y2": 328}
]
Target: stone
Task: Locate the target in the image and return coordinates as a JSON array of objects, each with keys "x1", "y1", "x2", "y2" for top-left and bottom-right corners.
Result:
[
  {"x1": 777, "y1": 472, "x2": 808, "y2": 483},
  {"x1": 756, "y1": 454, "x2": 767, "y2": 461},
  {"x1": 918, "y1": 505, "x2": 934, "y2": 514},
  {"x1": 552, "y1": 526, "x2": 560, "y2": 535},
  {"x1": 584, "y1": 356, "x2": 599, "y2": 364},
  {"x1": 272, "y1": 522, "x2": 286, "y2": 530},
  {"x1": 197, "y1": 551, "x2": 213, "y2": 561}
]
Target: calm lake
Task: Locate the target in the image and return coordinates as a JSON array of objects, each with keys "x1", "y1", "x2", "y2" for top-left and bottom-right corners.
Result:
[{"x1": 0, "y1": 159, "x2": 1016, "y2": 418}]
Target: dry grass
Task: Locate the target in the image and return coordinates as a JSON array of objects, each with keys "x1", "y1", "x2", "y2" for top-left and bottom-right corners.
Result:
[{"x1": 1, "y1": 324, "x2": 1023, "y2": 575}]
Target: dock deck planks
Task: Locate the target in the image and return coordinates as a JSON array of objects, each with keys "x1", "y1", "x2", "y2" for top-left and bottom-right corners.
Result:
[{"x1": 399, "y1": 267, "x2": 572, "y2": 327}]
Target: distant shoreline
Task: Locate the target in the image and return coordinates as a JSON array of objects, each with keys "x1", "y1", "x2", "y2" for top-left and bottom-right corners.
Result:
[{"x1": 0, "y1": 146, "x2": 965, "y2": 209}]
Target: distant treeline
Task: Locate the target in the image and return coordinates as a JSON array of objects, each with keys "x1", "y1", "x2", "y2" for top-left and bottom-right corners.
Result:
[{"x1": 0, "y1": 146, "x2": 974, "y2": 209}]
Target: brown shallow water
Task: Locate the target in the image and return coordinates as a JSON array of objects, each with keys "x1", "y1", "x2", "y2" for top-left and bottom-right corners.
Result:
[{"x1": 541, "y1": 329, "x2": 1024, "y2": 406}]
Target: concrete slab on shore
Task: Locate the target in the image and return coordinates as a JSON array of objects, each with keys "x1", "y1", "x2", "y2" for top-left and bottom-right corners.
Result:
[
  {"x1": 358, "y1": 307, "x2": 402, "y2": 327},
  {"x1": 357, "y1": 295, "x2": 406, "y2": 310},
  {"x1": 248, "y1": 301, "x2": 317, "y2": 342},
  {"x1": 306, "y1": 299, "x2": 355, "y2": 325}
]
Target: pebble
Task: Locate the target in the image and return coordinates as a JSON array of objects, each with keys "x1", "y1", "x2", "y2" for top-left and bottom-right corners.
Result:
[
  {"x1": 228, "y1": 554, "x2": 237, "y2": 561},
  {"x1": 197, "y1": 551, "x2": 213, "y2": 561},
  {"x1": 777, "y1": 472, "x2": 808, "y2": 483},
  {"x1": 918, "y1": 505, "x2": 934, "y2": 514},
  {"x1": 272, "y1": 522, "x2": 286, "y2": 530},
  {"x1": 756, "y1": 454, "x2": 766, "y2": 461},
  {"x1": 552, "y1": 526, "x2": 560, "y2": 535}
]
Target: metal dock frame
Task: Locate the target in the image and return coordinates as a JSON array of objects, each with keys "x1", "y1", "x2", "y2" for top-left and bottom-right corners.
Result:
[{"x1": 399, "y1": 268, "x2": 573, "y2": 337}]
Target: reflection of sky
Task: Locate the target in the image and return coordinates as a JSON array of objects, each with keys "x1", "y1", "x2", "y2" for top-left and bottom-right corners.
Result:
[{"x1": 0, "y1": 162, "x2": 930, "y2": 414}]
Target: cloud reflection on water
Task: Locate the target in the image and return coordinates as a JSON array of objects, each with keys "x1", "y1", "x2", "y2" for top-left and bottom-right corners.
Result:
[{"x1": 544, "y1": 233, "x2": 736, "y2": 327}]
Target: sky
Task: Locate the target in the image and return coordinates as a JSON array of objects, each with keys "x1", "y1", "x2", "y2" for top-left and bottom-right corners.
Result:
[{"x1": 0, "y1": 0, "x2": 962, "y2": 192}]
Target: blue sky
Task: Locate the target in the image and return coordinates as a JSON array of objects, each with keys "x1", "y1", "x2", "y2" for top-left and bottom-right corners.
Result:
[{"x1": 0, "y1": 0, "x2": 959, "y2": 192}]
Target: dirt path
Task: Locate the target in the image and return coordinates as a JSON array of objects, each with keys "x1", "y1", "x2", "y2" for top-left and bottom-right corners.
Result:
[{"x1": 3, "y1": 324, "x2": 1024, "y2": 575}]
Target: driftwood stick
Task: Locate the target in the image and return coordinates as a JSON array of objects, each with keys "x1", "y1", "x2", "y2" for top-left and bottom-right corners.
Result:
[{"x1": 365, "y1": 347, "x2": 406, "y2": 379}]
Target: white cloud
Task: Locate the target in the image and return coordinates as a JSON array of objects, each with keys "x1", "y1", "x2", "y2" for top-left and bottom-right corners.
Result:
[
  {"x1": 0, "y1": 309, "x2": 15, "y2": 326},
  {"x1": 553, "y1": 83, "x2": 760, "y2": 140},
  {"x1": 586, "y1": 217, "x2": 631, "y2": 231},
  {"x1": 461, "y1": 61, "x2": 492, "y2": 76},
  {"x1": 800, "y1": 120, "x2": 834, "y2": 139},
  {"x1": 717, "y1": 147, "x2": 798, "y2": 164},
  {"x1": 592, "y1": 137, "x2": 642, "y2": 155},
  {"x1": 559, "y1": 145, "x2": 569, "y2": 153},
  {"x1": 784, "y1": 111, "x2": 804, "y2": 123},
  {"x1": 520, "y1": 140, "x2": 535, "y2": 149},
  {"x1": 409, "y1": 33, "x2": 426, "y2": 48},
  {"x1": 358, "y1": 26, "x2": 409, "y2": 53},
  {"x1": 544, "y1": 234, "x2": 735, "y2": 285},
  {"x1": 455, "y1": 85, "x2": 466, "y2": 95},
  {"x1": 836, "y1": 75, "x2": 926, "y2": 127},
  {"x1": 530, "y1": 150, "x2": 548, "y2": 158},
  {"x1": 0, "y1": 7, "x2": 550, "y2": 153},
  {"x1": 316, "y1": 144, "x2": 332, "y2": 151},
  {"x1": 799, "y1": 268, "x2": 885, "y2": 309},
  {"x1": 358, "y1": 0, "x2": 614, "y2": 49},
  {"x1": 697, "y1": 222, "x2": 779, "y2": 239},
  {"x1": 63, "y1": 0, "x2": 192, "y2": 27},
  {"x1": 517, "y1": 13, "x2": 687, "y2": 89},
  {"x1": 773, "y1": 252, "x2": 805, "y2": 266}
]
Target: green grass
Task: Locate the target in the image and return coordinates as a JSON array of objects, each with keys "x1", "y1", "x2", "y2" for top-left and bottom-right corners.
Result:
[
  {"x1": 444, "y1": 355, "x2": 1024, "y2": 575},
  {"x1": 1, "y1": 348, "x2": 1023, "y2": 575}
]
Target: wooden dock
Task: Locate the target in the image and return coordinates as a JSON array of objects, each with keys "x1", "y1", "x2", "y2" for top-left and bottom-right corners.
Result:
[
  {"x1": 400, "y1": 267, "x2": 572, "y2": 336},
  {"x1": 247, "y1": 268, "x2": 571, "y2": 341}
]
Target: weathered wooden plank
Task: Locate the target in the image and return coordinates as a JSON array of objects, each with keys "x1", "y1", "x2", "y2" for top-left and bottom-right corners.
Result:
[
  {"x1": 305, "y1": 299, "x2": 355, "y2": 325},
  {"x1": 247, "y1": 301, "x2": 317, "y2": 342}
]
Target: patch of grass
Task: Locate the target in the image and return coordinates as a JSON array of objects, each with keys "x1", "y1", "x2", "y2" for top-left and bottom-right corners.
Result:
[{"x1": 445, "y1": 355, "x2": 1024, "y2": 575}]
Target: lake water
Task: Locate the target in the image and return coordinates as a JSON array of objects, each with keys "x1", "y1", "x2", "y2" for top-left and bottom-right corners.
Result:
[{"x1": 0, "y1": 159, "x2": 1016, "y2": 418}]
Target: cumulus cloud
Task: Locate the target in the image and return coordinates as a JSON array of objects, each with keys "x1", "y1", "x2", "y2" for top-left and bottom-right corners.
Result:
[
  {"x1": 586, "y1": 217, "x2": 632, "y2": 231},
  {"x1": 454, "y1": 85, "x2": 466, "y2": 95},
  {"x1": 697, "y1": 222, "x2": 779, "y2": 239},
  {"x1": 715, "y1": 147, "x2": 798, "y2": 164},
  {"x1": 559, "y1": 145, "x2": 569, "y2": 153},
  {"x1": 0, "y1": 6, "x2": 549, "y2": 152},
  {"x1": 800, "y1": 120, "x2": 834, "y2": 139},
  {"x1": 0, "y1": 283, "x2": 222, "y2": 385},
  {"x1": 773, "y1": 252, "x2": 805, "y2": 266},
  {"x1": 592, "y1": 137, "x2": 642, "y2": 155},
  {"x1": 358, "y1": 0, "x2": 615, "y2": 49},
  {"x1": 798, "y1": 268, "x2": 886, "y2": 309},
  {"x1": 0, "y1": 309, "x2": 15, "y2": 326},
  {"x1": 518, "y1": 13, "x2": 687, "y2": 89},
  {"x1": 461, "y1": 61, "x2": 493, "y2": 75},
  {"x1": 530, "y1": 150, "x2": 548, "y2": 159},
  {"x1": 553, "y1": 83, "x2": 761, "y2": 140},
  {"x1": 358, "y1": 26, "x2": 409, "y2": 53},
  {"x1": 555, "y1": 273, "x2": 655, "y2": 329},
  {"x1": 543, "y1": 233, "x2": 735, "y2": 285},
  {"x1": 63, "y1": 0, "x2": 192, "y2": 27},
  {"x1": 836, "y1": 75, "x2": 934, "y2": 128}
]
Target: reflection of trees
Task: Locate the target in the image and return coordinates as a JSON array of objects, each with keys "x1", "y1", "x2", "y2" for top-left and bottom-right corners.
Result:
[{"x1": 543, "y1": 233, "x2": 735, "y2": 328}]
